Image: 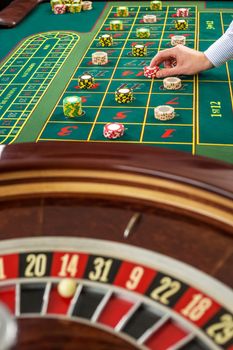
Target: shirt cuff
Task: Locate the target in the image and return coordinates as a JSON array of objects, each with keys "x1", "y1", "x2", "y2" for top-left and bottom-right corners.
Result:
[{"x1": 204, "y1": 32, "x2": 233, "y2": 67}]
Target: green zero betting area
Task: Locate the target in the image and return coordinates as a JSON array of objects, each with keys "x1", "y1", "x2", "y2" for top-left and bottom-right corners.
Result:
[{"x1": 0, "y1": 1, "x2": 232, "y2": 163}]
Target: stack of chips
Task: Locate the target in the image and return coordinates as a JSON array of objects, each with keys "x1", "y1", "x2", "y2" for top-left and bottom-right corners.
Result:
[
  {"x1": 136, "y1": 28, "x2": 150, "y2": 39},
  {"x1": 117, "y1": 6, "x2": 129, "y2": 17},
  {"x1": 150, "y1": 0, "x2": 162, "y2": 10},
  {"x1": 82, "y1": 1, "x2": 92, "y2": 10},
  {"x1": 176, "y1": 8, "x2": 189, "y2": 17},
  {"x1": 171, "y1": 35, "x2": 186, "y2": 46},
  {"x1": 175, "y1": 19, "x2": 188, "y2": 30},
  {"x1": 51, "y1": 0, "x2": 63, "y2": 10},
  {"x1": 163, "y1": 77, "x2": 182, "y2": 90},
  {"x1": 154, "y1": 105, "x2": 175, "y2": 120},
  {"x1": 63, "y1": 96, "x2": 82, "y2": 117},
  {"x1": 54, "y1": 4, "x2": 66, "y2": 14},
  {"x1": 103, "y1": 123, "x2": 125, "y2": 139},
  {"x1": 78, "y1": 73, "x2": 95, "y2": 89},
  {"x1": 143, "y1": 14, "x2": 157, "y2": 23},
  {"x1": 115, "y1": 88, "x2": 133, "y2": 103},
  {"x1": 99, "y1": 34, "x2": 113, "y2": 47},
  {"x1": 67, "y1": 3, "x2": 82, "y2": 12},
  {"x1": 110, "y1": 20, "x2": 124, "y2": 30},
  {"x1": 144, "y1": 65, "x2": 159, "y2": 79},
  {"x1": 50, "y1": 0, "x2": 92, "y2": 13},
  {"x1": 132, "y1": 44, "x2": 147, "y2": 57},
  {"x1": 92, "y1": 52, "x2": 108, "y2": 65}
]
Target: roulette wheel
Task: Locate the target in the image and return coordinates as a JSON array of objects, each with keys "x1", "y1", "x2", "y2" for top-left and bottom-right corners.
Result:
[{"x1": 0, "y1": 142, "x2": 232, "y2": 350}]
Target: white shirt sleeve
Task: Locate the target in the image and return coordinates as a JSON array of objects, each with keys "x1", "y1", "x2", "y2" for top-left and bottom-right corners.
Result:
[{"x1": 204, "y1": 21, "x2": 233, "y2": 67}]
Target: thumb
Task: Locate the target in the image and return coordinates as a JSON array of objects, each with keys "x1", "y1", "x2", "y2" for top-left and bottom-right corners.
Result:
[{"x1": 156, "y1": 67, "x2": 180, "y2": 78}]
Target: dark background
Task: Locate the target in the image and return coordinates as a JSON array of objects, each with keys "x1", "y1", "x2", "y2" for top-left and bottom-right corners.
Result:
[{"x1": 0, "y1": 0, "x2": 228, "y2": 11}]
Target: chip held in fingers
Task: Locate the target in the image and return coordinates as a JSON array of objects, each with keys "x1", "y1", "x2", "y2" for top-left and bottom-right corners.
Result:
[{"x1": 143, "y1": 65, "x2": 160, "y2": 79}]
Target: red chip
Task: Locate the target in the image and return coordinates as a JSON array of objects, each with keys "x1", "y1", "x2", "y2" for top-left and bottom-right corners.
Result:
[
  {"x1": 176, "y1": 8, "x2": 189, "y2": 17},
  {"x1": 54, "y1": 4, "x2": 66, "y2": 14},
  {"x1": 143, "y1": 65, "x2": 160, "y2": 79},
  {"x1": 103, "y1": 123, "x2": 125, "y2": 139}
]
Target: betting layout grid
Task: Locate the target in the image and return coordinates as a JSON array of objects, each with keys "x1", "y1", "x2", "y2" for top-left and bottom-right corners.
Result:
[
  {"x1": 197, "y1": 11, "x2": 233, "y2": 149},
  {"x1": 38, "y1": 5, "x2": 197, "y2": 155},
  {"x1": 0, "y1": 32, "x2": 80, "y2": 144},
  {"x1": 0, "y1": 244, "x2": 232, "y2": 350}
]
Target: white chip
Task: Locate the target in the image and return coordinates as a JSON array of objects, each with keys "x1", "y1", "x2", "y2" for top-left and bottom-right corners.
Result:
[
  {"x1": 94, "y1": 51, "x2": 106, "y2": 57},
  {"x1": 139, "y1": 28, "x2": 148, "y2": 33},
  {"x1": 163, "y1": 77, "x2": 182, "y2": 90},
  {"x1": 154, "y1": 105, "x2": 175, "y2": 120},
  {"x1": 134, "y1": 44, "x2": 144, "y2": 49},
  {"x1": 67, "y1": 97, "x2": 79, "y2": 103},
  {"x1": 108, "y1": 123, "x2": 121, "y2": 131},
  {"x1": 171, "y1": 35, "x2": 186, "y2": 46},
  {"x1": 118, "y1": 88, "x2": 130, "y2": 94},
  {"x1": 143, "y1": 14, "x2": 157, "y2": 23},
  {"x1": 92, "y1": 51, "x2": 108, "y2": 65},
  {"x1": 81, "y1": 74, "x2": 92, "y2": 79}
]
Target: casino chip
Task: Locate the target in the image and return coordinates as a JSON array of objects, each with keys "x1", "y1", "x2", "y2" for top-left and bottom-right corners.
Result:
[
  {"x1": 175, "y1": 19, "x2": 188, "y2": 30},
  {"x1": 63, "y1": 96, "x2": 83, "y2": 117},
  {"x1": 150, "y1": 0, "x2": 162, "y2": 10},
  {"x1": 58, "y1": 278, "x2": 77, "y2": 298},
  {"x1": 92, "y1": 51, "x2": 108, "y2": 65},
  {"x1": 136, "y1": 27, "x2": 150, "y2": 39},
  {"x1": 171, "y1": 58, "x2": 177, "y2": 67},
  {"x1": 154, "y1": 105, "x2": 175, "y2": 121},
  {"x1": 99, "y1": 34, "x2": 113, "y2": 47},
  {"x1": 115, "y1": 88, "x2": 133, "y2": 104},
  {"x1": 53, "y1": 4, "x2": 66, "y2": 14},
  {"x1": 143, "y1": 14, "x2": 157, "y2": 23},
  {"x1": 117, "y1": 6, "x2": 129, "y2": 17},
  {"x1": 171, "y1": 35, "x2": 186, "y2": 46},
  {"x1": 82, "y1": 1, "x2": 92, "y2": 10},
  {"x1": 51, "y1": 0, "x2": 91, "y2": 13},
  {"x1": 132, "y1": 44, "x2": 147, "y2": 57},
  {"x1": 144, "y1": 65, "x2": 160, "y2": 79},
  {"x1": 163, "y1": 77, "x2": 182, "y2": 90},
  {"x1": 110, "y1": 20, "x2": 123, "y2": 31},
  {"x1": 66, "y1": 3, "x2": 82, "y2": 12},
  {"x1": 176, "y1": 8, "x2": 189, "y2": 17},
  {"x1": 50, "y1": 0, "x2": 63, "y2": 10},
  {"x1": 103, "y1": 123, "x2": 125, "y2": 139},
  {"x1": 78, "y1": 73, "x2": 95, "y2": 89}
]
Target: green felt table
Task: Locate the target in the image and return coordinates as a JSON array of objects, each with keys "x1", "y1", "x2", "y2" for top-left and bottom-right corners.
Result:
[{"x1": 0, "y1": 1, "x2": 232, "y2": 163}]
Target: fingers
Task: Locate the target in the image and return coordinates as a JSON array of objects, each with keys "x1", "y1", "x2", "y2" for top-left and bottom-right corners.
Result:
[
  {"x1": 156, "y1": 67, "x2": 180, "y2": 78},
  {"x1": 163, "y1": 59, "x2": 173, "y2": 68},
  {"x1": 150, "y1": 48, "x2": 176, "y2": 67}
]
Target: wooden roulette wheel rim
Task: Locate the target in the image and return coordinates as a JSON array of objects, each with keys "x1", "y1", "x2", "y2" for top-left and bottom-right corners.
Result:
[{"x1": 0, "y1": 142, "x2": 232, "y2": 350}]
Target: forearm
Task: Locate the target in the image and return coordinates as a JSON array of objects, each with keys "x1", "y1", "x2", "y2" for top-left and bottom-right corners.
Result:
[{"x1": 204, "y1": 21, "x2": 233, "y2": 67}]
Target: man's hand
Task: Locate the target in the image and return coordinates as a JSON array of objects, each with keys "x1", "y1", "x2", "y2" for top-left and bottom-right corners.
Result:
[{"x1": 150, "y1": 45, "x2": 213, "y2": 78}]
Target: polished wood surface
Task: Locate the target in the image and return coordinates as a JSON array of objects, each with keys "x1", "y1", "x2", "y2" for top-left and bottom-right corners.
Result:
[
  {"x1": 0, "y1": 142, "x2": 232, "y2": 195},
  {"x1": 0, "y1": 142, "x2": 232, "y2": 348},
  {"x1": 14, "y1": 318, "x2": 138, "y2": 349},
  {"x1": 0, "y1": 0, "x2": 47, "y2": 27},
  {"x1": 0, "y1": 142, "x2": 232, "y2": 287}
]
